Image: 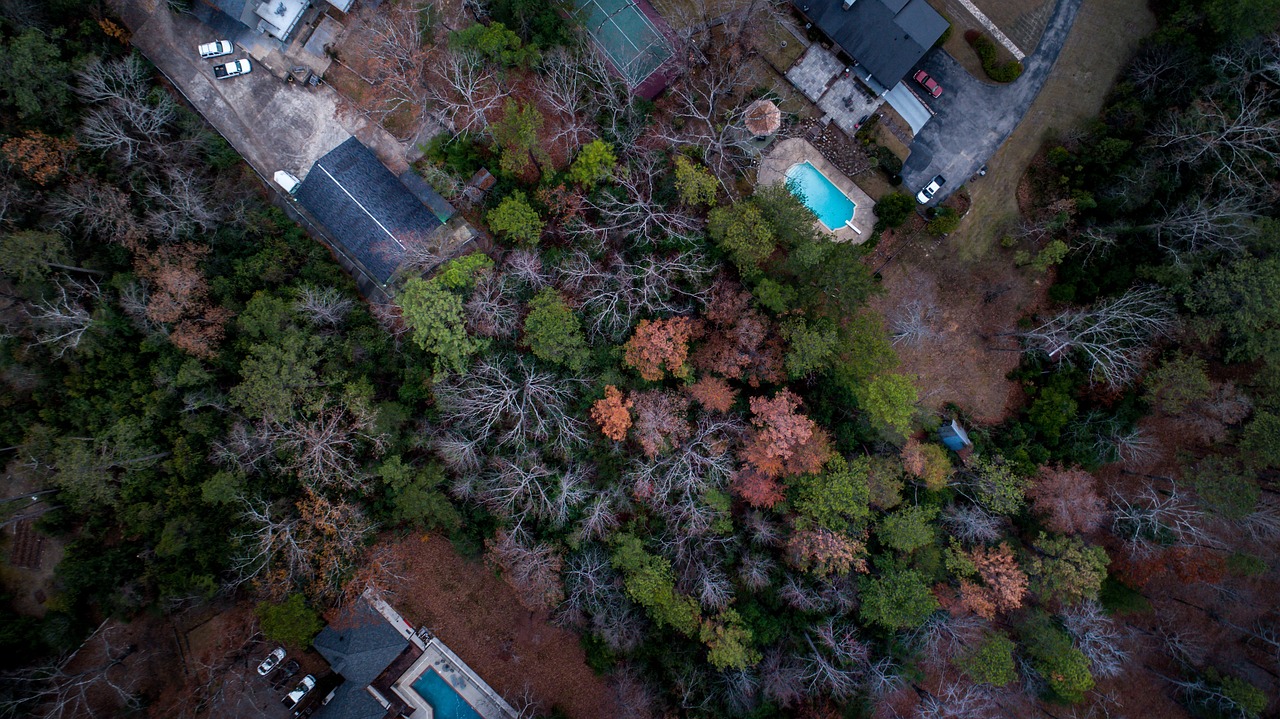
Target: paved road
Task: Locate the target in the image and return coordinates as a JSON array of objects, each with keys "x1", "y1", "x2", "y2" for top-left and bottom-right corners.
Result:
[{"x1": 900, "y1": 0, "x2": 1084, "y2": 203}]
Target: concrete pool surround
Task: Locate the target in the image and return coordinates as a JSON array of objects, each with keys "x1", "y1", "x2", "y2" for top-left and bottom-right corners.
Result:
[
  {"x1": 758, "y1": 138, "x2": 877, "y2": 243},
  {"x1": 391, "y1": 637, "x2": 517, "y2": 719}
]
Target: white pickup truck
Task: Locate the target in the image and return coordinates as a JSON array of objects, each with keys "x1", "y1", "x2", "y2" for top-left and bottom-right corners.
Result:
[
  {"x1": 198, "y1": 40, "x2": 233, "y2": 59},
  {"x1": 213, "y1": 59, "x2": 252, "y2": 79}
]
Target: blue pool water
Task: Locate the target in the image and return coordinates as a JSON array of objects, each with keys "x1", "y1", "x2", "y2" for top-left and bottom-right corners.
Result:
[
  {"x1": 785, "y1": 161, "x2": 857, "y2": 231},
  {"x1": 411, "y1": 668, "x2": 485, "y2": 719}
]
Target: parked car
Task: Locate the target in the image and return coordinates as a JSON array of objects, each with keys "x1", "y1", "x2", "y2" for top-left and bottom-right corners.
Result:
[
  {"x1": 213, "y1": 59, "x2": 252, "y2": 79},
  {"x1": 913, "y1": 69, "x2": 942, "y2": 98},
  {"x1": 916, "y1": 175, "x2": 946, "y2": 204},
  {"x1": 198, "y1": 40, "x2": 233, "y2": 59},
  {"x1": 256, "y1": 647, "x2": 285, "y2": 676},
  {"x1": 282, "y1": 675, "x2": 316, "y2": 709}
]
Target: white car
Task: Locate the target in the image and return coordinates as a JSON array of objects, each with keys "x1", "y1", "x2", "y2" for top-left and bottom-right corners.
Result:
[
  {"x1": 916, "y1": 174, "x2": 946, "y2": 204},
  {"x1": 256, "y1": 646, "x2": 285, "y2": 676},
  {"x1": 213, "y1": 59, "x2": 252, "y2": 79},
  {"x1": 198, "y1": 40, "x2": 234, "y2": 59},
  {"x1": 282, "y1": 675, "x2": 316, "y2": 709}
]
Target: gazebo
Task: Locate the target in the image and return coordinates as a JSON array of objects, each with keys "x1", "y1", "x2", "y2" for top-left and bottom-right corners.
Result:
[{"x1": 744, "y1": 99, "x2": 782, "y2": 140}]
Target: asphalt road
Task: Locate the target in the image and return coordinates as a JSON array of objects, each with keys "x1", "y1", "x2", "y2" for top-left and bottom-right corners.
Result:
[{"x1": 900, "y1": 0, "x2": 1084, "y2": 203}]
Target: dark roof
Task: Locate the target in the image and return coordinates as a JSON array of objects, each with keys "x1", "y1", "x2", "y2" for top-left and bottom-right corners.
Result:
[
  {"x1": 314, "y1": 680, "x2": 388, "y2": 719},
  {"x1": 312, "y1": 599, "x2": 410, "y2": 688},
  {"x1": 795, "y1": 0, "x2": 948, "y2": 88},
  {"x1": 296, "y1": 137, "x2": 443, "y2": 284},
  {"x1": 397, "y1": 170, "x2": 456, "y2": 222}
]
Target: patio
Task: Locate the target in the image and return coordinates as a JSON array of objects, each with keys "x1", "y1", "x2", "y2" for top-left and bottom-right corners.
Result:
[{"x1": 758, "y1": 137, "x2": 878, "y2": 242}]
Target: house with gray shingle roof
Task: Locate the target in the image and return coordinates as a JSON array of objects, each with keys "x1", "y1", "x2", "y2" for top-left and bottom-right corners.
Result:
[
  {"x1": 312, "y1": 595, "x2": 417, "y2": 719},
  {"x1": 295, "y1": 137, "x2": 455, "y2": 288},
  {"x1": 793, "y1": 0, "x2": 948, "y2": 93}
]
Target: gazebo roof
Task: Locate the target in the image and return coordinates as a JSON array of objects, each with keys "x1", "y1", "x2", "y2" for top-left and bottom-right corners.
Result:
[{"x1": 744, "y1": 99, "x2": 782, "y2": 136}]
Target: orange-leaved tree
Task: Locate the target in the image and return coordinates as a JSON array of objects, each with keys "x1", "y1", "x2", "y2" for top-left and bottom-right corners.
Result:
[
  {"x1": 591, "y1": 385, "x2": 633, "y2": 441},
  {"x1": 623, "y1": 316, "x2": 700, "y2": 381}
]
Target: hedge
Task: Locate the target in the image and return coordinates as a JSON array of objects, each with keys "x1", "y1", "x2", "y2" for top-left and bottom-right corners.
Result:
[{"x1": 968, "y1": 32, "x2": 1023, "y2": 83}]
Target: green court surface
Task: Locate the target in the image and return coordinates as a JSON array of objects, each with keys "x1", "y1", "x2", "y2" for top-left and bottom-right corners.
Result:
[{"x1": 575, "y1": 0, "x2": 672, "y2": 86}]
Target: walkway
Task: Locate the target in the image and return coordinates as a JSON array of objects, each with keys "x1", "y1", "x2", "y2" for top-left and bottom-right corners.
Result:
[{"x1": 900, "y1": 0, "x2": 1082, "y2": 203}]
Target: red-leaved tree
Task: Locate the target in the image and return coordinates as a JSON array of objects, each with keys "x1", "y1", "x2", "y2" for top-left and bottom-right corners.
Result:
[
  {"x1": 687, "y1": 375, "x2": 737, "y2": 413},
  {"x1": 732, "y1": 390, "x2": 830, "y2": 506},
  {"x1": 692, "y1": 279, "x2": 784, "y2": 386},
  {"x1": 1028, "y1": 466, "x2": 1107, "y2": 535},
  {"x1": 785, "y1": 527, "x2": 868, "y2": 575},
  {"x1": 133, "y1": 242, "x2": 231, "y2": 359}
]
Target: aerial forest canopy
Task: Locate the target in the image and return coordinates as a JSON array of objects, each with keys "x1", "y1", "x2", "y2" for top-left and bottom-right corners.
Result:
[{"x1": 0, "y1": 0, "x2": 1277, "y2": 717}]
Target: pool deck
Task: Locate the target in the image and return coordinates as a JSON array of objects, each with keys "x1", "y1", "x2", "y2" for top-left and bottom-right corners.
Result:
[
  {"x1": 390, "y1": 636, "x2": 518, "y2": 719},
  {"x1": 758, "y1": 137, "x2": 877, "y2": 243}
]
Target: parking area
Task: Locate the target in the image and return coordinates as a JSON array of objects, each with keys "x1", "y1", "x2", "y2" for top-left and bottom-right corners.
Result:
[{"x1": 900, "y1": 0, "x2": 1082, "y2": 202}]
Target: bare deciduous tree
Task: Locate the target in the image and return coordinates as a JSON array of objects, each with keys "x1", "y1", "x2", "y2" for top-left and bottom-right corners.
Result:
[
  {"x1": 464, "y1": 270, "x2": 519, "y2": 339},
  {"x1": 572, "y1": 152, "x2": 704, "y2": 248},
  {"x1": 1112, "y1": 482, "x2": 1220, "y2": 556},
  {"x1": 294, "y1": 286, "x2": 354, "y2": 327},
  {"x1": 1143, "y1": 193, "x2": 1259, "y2": 262},
  {"x1": 558, "y1": 248, "x2": 713, "y2": 341},
  {"x1": 0, "y1": 622, "x2": 146, "y2": 719},
  {"x1": 435, "y1": 356, "x2": 587, "y2": 453},
  {"x1": 25, "y1": 275, "x2": 99, "y2": 357},
  {"x1": 1152, "y1": 84, "x2": 1280, "y2": 190},
  {"x1": 486, "y1": 528, "x2": 565, "y2": 612},
  {"x1": 943, "y1": 503, "x2": 1004, "y2": 543},
  {"x1": 1014, "y1": 285, "x2": 1177, "y2": 386},
  {"x1": 890, "y1": 299, "x2": 939, "y2": 347},
  {"x1": 1060, "y1": 600, "x2": 1129, "y2": 679},
  {"x1": 429, "y1": 49, "x2": 503, "y2": 135},
  {"x1": 231, "y1": 490, "x2": 371, "y2": 600},
  {"x1": 143, "y1": 167, "x2": 218, "y2": 241}
]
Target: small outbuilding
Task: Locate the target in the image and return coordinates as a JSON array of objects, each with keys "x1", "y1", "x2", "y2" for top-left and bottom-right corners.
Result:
[{"x1": 938, "y1": 419, "x2": 973, "y2": 452}]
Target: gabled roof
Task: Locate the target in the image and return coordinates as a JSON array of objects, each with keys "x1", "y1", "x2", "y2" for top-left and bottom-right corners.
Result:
[
  {"x1": 312, "y1": 599, "x2": 410, "y2": 688},
  {"x1": 296, "y1": 137, "x2": 444, "y2": 285},
  {"x1": 795, "y1": 0, "x2": 948, "y2": 89}
]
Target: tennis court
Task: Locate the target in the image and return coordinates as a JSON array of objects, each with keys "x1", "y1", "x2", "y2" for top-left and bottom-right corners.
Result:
[{"x1": 575, "y1": 0, "x2": 673, "y2": 87}]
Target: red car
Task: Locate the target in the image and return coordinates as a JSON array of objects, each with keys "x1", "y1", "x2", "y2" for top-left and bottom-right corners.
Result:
[{"x1": 914, "y1": 70, "x2": 942, "y2": 98}]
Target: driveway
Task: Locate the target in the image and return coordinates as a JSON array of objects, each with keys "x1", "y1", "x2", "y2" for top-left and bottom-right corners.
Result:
[
  {"x1": 128, "y1": 6, "x2": 354, "y2": 179},
  {"x1": 900, "y1": 0, "x2": 1083, "y2": 203}
]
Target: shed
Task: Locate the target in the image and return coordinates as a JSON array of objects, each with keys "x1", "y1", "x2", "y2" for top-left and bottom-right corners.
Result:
[{"x1": 938, "y1": 419, "x2": 973, "y2": 452}]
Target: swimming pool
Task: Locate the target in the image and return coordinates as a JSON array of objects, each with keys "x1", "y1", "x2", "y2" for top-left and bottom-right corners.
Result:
[
  {"x1": 785, "y1": 161, "x2": 857, "y2": 231},
  {"x1": 411, "y1": 668, "x2": 485, "y2": 719}
]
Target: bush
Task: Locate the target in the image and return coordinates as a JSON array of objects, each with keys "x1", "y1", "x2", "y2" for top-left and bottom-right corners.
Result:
[
  {"x1": 256, "y1": 594, "x2": 322, "y2": 648},
  {"x1": 874, "y1": 192, "x2": 915, "y2": 229},
  {"x1": 927, "y1": 207, "x2": 960, "y2": 236},
  {"x1": 968, "y1": 32, "x2": 1024, "y2": 83}
]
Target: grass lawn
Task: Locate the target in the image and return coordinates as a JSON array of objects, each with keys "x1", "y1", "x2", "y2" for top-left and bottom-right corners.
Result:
[{"x1": 751, "y1": 16, "x2": 806, "y2": 73}]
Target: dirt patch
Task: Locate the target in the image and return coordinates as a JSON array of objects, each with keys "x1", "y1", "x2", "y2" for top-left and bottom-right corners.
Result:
[
  {"x1": 379, "y1": 534, "x2": 617, "y2": 719},
  {"x1": 947, "y1": 0, "x2": 1155, "y2": 261},
  {"x1": 868, "y1": 226, "x2": 1048, "y2": 424}
]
